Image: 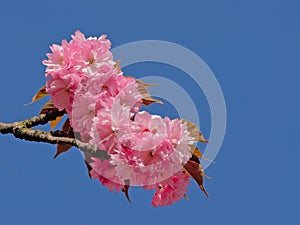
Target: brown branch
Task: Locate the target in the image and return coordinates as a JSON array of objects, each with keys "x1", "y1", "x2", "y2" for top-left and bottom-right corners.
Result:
[
  {"x1": 0, "y1": 110, "x2": 104, "y2": 159},
  {"x1": 0, "y1": 109, "x2": 66, "y2": 134}
]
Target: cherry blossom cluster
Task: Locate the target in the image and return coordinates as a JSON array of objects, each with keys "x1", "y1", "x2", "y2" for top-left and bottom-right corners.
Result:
[{"x1": 43, "y1": 31, "x2": 199, "y2": 207}]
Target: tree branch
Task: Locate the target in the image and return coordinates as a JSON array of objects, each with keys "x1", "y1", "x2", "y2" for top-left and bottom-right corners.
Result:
[
  {"x1": 0, "y1": 110, "x2": 101, "y2": 159},
  {"x1": 0, "y1": 109, "x2": 66, "y2": 134}
]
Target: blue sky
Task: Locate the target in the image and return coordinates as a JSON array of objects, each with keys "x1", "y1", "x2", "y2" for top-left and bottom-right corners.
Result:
[{"x1": 0, "y1": 1, "x2": 299, "y2": 225}]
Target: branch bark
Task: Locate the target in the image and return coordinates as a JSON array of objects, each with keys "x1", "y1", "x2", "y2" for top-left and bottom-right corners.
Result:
[{"x1": 0, "y1": 110, "x2": 100, "y2": 158}]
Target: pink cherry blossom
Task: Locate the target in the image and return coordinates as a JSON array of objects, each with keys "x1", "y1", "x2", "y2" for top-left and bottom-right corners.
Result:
[
  {"x1": 90, "y1": 158, "x2": 124, "y2": 192},
  {"x1": 71, "y1": 30, "x2": 114, "y2": 73},
  {"x1": 70, "y1": 92, "x2": 98, "y2": 142},
  {"x1": 90, "y1": 98, "x2": 132, "y2": 153},
  {"x1": 115, "y1": 76, "x2": 142, "y2": 113},
  {"x1": 84, "y1": 64, "x2": 118, "y2": 95},
  {"x1": 111, "y1": 111, "x2": 192, "y2": 186},
  {"x1": 42, "y1": 30, "x2": 208, "y2": 207},
  {"x1": 163, "y1": 117, "x2": 193, "y2": 166},
  {"x1": 46, "y1": 70, "x2": 80, "y2": 113},
  {"x1": 145, "y1": 171, "x2": 190, "y2": 207}
]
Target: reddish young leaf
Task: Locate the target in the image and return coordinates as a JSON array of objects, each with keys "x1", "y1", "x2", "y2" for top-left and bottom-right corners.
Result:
[
  {"x1": 122, "y1": 184, "x2": 132, "y2": 203},
  {"x1": 82, "y1": 151, "x2": 109, "y2": 182},
  {"x1": 54, "y1": 143, "x2": 72, "y2": 158},
  {"x1": 135, "y1": 79, "x2": 158, "y2": 87},
  {"x1": 193, "y1": 146, "x2": 204, "y2": 158},
  {"x1": 135, "y1": 79, "x2": 163, "y2": 106},
  {"x1": 183, "y1": 194, "x2": 189, "y2": 200},
  {"x1": 190, "y1": 153, "x2": 200, "y2": 164},
  {"x1": 84, "y1": 160, "x2": 93, "y2": 179},
  {"x1": 39, "y1": 100, "x2": 55, "y2": 115},
  {"x1": 190, "y1": 145, "x2": 214, "y2": 163},
  {"x1": 25, "y1": 86, "x2": 49, "y2": 105},
  {"x1": 49, "y1": 116, "x2": 63, "y2": 130},
  {"x1": 189, "y1": 154, "x2": 212, "y2": 180},
  {"x1": 184, "y1": 160, "x2": 209, "y2": 198},
  {"x1": 115, "y1": 59, "x2": 122, "y2": 71},
  {"x1": 183, "y1": 120, "x2": 208, "y2": 143},
  {"x1": 62, "y1": 118, "x2": 73, "y2": 136},
  {"x1": 40, "y1": 100, "x2": 64, "y2": 130},
  {"x1": 53, "y1": 119, "x2": 73, "y2": 158}
]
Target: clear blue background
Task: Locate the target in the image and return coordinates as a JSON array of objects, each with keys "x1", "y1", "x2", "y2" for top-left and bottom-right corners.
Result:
[{"x1": 0, "y1": 1, "x2": 299, "y2": 225}]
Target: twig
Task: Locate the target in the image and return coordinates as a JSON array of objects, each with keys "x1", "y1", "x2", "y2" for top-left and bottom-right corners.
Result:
[
  {"x1": 0, "y1": 110, "x2": 99, "y2": 157},
  {"x1": 0, "y1": 109, "x2": 66, "y2": 134}
]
